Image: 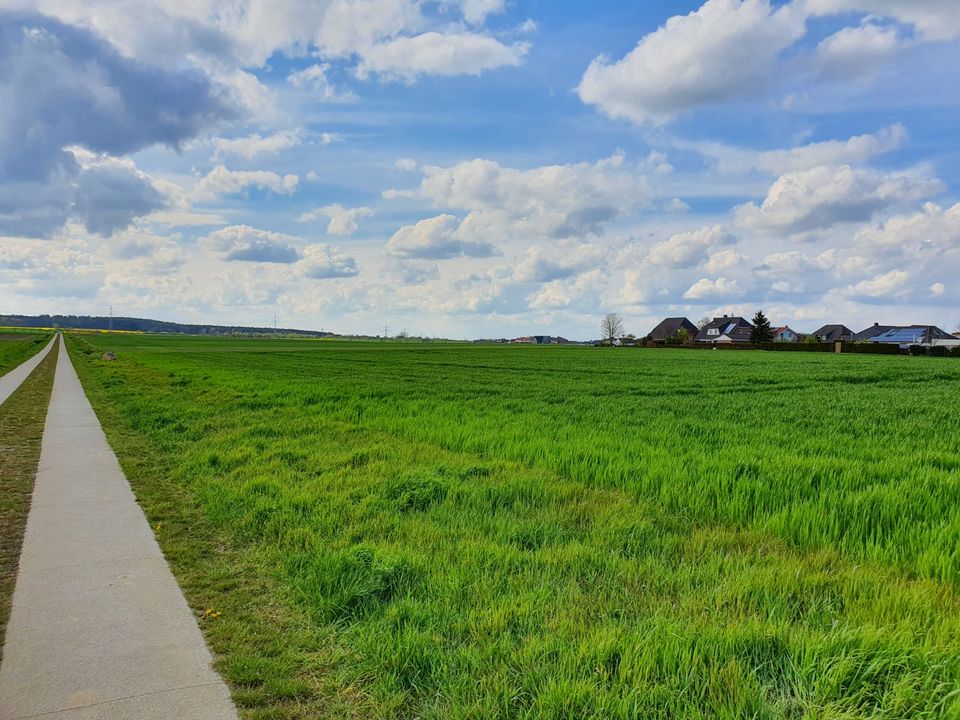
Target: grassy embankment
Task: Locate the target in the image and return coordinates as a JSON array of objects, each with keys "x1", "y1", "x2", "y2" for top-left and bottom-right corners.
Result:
[
  {"x1": 0, "y1": 340, "x2": 58, "y2": 656},
  {"x1": 68, "y1": 333, "x2": 960, "y2": 719},
  {"x1": 0, "y1": 332, "x2": 50, "y2": 375}
]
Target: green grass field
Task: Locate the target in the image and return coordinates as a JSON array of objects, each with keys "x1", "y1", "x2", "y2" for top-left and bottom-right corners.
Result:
[
  {"x1": 66, "y1": 334, "x2": 960, "y2": 719},
  {"x1": 0, "y1": 333, "x2": 49, "y2": 375}
]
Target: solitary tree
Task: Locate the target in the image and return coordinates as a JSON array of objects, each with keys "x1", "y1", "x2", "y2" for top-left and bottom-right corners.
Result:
[
  {"x1": 750, "y1": 310, "x2": 774, "y2": 343},
  {"x1": 601, "y1": 313, "x2": 625, "y2": 343},
  {"x1": 697, "y1": 316, "x2": 712, "y2": 331}
]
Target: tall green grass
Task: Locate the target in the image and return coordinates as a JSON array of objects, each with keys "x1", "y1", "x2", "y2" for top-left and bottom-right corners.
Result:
[
  {"x1": 0, "y1": 333, "x2": 48, "y2": 376},
  {"x1": 68, "y1": 335, "x2": 960, "y2": 718}
]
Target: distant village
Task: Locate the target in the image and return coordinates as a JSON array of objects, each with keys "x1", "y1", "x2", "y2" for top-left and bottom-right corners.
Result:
[{"x1": 496, "y1": 315, "x2": 960, "y2": 355}]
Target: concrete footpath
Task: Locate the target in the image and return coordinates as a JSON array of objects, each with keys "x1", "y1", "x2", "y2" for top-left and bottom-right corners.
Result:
[
  {"x1": 0, "y1": 336, "x2": 56, "y2": 407},
  {"x1": 0, "y1": 336, "x2": 236, "y2": 719}
]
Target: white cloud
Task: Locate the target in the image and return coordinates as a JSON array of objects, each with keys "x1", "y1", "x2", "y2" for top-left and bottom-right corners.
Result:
[
  {"x1": 853, "y1": 202, "x2": 960, "y2": 249},
  {"x1": 705, "y1": 248, "x2": 743, "y2": 274},
  {"x1": 356, "y1": 31, "x2": 528, "y2": 81},
  {"x1": 147, "y1": 211, "x2": 228, "y2": 227},
  {"x1": 395, "y1": 158, "x2": 418, "y2": 172},
  {"x1": 297, "y1": 243, "x2": 359, "y2": 278},
  {"x1": 391, "y1": 259, "x2": 439, "y2": 285},
  {"x1": 387, "y1": 152, "x2": 649, "y2": 241},
  {"x1": 646, "y1": 225, "x2": 734, "y2": 268},
  {"x1": 195, "y1": 165, "x2": 299, "y2": 200},
  {"x1": 21, "y1": 0, "x2": 531, "y2": 88},
  {"x1": 804, "y1": 0, "x2": 960, "y2": 41},
  {"x1": 458, "y1": 0, "x2": 506, "y2": 25},
  {"x1": 577, "y1": 0, "x2": 806, "y2": 123},
  {"x1": 385, "y1": 214, "x2": 497, "y2": 259},
  {"x1": 682, "y1": 277, "x2": 743, "y2": 301},
  {"x1": 733, "y1": 165, "x2": 943, "y2": 234},
  {"x1": 298, "y1": 204, "x2": 373, "y2": 236},
  {"x1": 202, "y1": 225, "x2": 301, "y2": 263},
  {"x1": 0, "y1": 13, "x2": 236, "y2": 238},
  {"x1": 844, "y1": 269, "x2": 909, "y2": 299},
  {"x1": 513, "y1": 245, "x2": 604, "y2": 283},
  {"x1": 814, "y1": 23, "x2": 900, "y2": 79},
  {"x1": 577, "y1": 0, "x2": 958, "y2": 125},
  {"x1": 529, "y1": 269, "x2": 605, "y2": 310},
  {"x1": 931, "y1": 282, "x2": 946, "y2": 297},
  {"x1": 212, "y1": 131, "x2": 301, "y2": 160},
  {"x1": 683, "y1": 124, "x2": 908, "y2": 175},
  {"x1": 286, "y1": 63, "x2": 358, "y2": 102},
  {"x1": 755, "y1": 125, "x2": 907, "y2": 174}
]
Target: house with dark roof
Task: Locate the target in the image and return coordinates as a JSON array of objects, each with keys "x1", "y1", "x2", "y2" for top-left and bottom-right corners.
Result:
[
  {"x1": 696, "y1": 315, "x2": 753, "y2": 343},
  {"x1": 771, "y1": 326, "x2": 800, "y2": 342},
  {"x1": 646, "y1": 317, "x2": 698, "y2": 342},
  {"x1": 811, "y1": 324, "x2": 853, "y2": 343},
  {"x1": 853, "y1": 323, "x2": 899, "y2": 342},
  {"x1": 869, "y1": 326, "x2": 960, "y2": 348}
]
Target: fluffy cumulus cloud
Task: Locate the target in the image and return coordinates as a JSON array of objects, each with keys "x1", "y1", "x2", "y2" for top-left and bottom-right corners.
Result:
[
  {"x1": 0, "y1": 12, "x2": 237, "y2": 238},
  {"x1": 212, "y1": 131, "x2": 301, "y2": 160},
  {"x1": 385, "y1": 214, "x2": 497, "y2": 259},
  {"x1": 195, "y1": 166, "x2": 299, "y2": 200},
  {"x1": 814, "y1": 23, "x2": 900, "y2": 79},
  {"x1": 457, "y1": 0, "x2": 505, "y2": 25},
  {"x1": 577, "y1": 0, "x2": 806, "y2": 123},
  {"x1": 296, "y1": 243, "x2": 359, "y2": 279},
  {"x1": 646, "y1": 225, "x2": 735, "y2": 269},
  {"x1": 680, "y1": 125, "x2": 909, "y2": 177},
  {"x1": 752, "y1": 250, "x2": 838, "y2": 299},
  {"x1": 844, "y1": 270, "x2": 910, "y2": 300},
  {"x1": 854, "y1": 202, "x2": 960, "y2": 250},
  {"x1": 19, "y1": 0, "x2": 526, "y2": 83},
  {"x1": 298, "y1": 204, "x2": 373, "y2": 236},
  {"x1": 202, "y1": 225, "x2": 301, "y2": 263},
  {"x1": 529, "y1": 270, "x2": 606, "y2": 311},
  {"x1": 577, "y1": 0, "x2": 959, "y2": 124},
  {"x1": 733, "y1": 165, "x2": 944, "y2": 235},
  {"x1": 512, "y1": 245, "x2": 604, "y2": 283},
  {"x1": 286, "y1": 63, "x2": 357, "y2": 102},
  {"x1": 356, "y1": 31, "x2": 528, "y2": 81},
  {"x1": 682, "y1": 276, "x2": 743, "y2": 301},
  {"x1": 803, "y1": 0, "x2": 960, "y2": 42},
  {"x1": 386, "y1": 153, "x2": 649, "y2": 251},
  {"x1": 69, "y1": 154, "x2": 168, "y2": 237},
  {"x1": 758, "y1": 125, "x2": 907, "y2": 174}
]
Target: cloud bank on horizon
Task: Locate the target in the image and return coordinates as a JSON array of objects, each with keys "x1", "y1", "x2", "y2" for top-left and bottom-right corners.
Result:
[{"x1": 1, "y1": 0, "x2": 959, "y2": 338}]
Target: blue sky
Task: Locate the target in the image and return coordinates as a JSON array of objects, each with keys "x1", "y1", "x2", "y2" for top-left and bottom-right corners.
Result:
[{"x1": 1, "y1": 0, "x2": 959, "y2": 339}]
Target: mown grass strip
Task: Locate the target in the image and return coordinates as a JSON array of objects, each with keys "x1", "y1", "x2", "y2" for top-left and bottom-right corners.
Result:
[
  {"x1": 0, "y1": 339, "x2": 58, "y2": 657},
  {"x1": 65, "y1": 335, "x2": 360, "y2": 720}
]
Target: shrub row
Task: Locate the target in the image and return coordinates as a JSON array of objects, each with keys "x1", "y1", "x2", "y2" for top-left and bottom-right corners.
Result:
[
  {"x1": 910, "y1": 344, "x2": 960, "y2": 358},
  {"x1": 639, "y1": 341, "x2": 957, "y2": 356}
]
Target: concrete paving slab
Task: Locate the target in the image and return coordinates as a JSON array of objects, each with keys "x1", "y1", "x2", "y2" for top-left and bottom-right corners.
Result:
[
  {"x1": 0, "y1": 336, "x2": 237, "y2": 720},
  {"x1": 7, "y1": 683, "x2": 236, "y2": 720},
  {"x1": 0, "y1": 336, "x2": 56, "y2": 407}
]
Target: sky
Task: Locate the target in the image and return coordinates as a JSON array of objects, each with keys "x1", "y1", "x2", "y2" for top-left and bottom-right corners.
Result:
[{"x1": 1, "y1": 0, "x2": 959, "y2": 340}]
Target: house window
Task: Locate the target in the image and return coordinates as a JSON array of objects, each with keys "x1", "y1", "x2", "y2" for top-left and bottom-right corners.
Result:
[{"x1": 707, "y1": 328, "x2": 719, "y2": 336}]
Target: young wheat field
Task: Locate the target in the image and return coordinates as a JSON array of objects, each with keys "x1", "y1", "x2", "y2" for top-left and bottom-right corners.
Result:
[{"x1": 66, "y1": 334, "x2": 960, "y2": 719}]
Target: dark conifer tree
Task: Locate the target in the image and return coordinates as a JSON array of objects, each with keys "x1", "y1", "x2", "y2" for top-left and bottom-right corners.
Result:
[{"x1": 751, "y1": 311, "x2": 773, "y2": 343}]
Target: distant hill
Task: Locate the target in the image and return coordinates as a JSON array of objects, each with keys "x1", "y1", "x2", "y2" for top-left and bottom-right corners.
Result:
[{"x1": 0, "y1": 314, "x2": 335, "y2": 337}]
